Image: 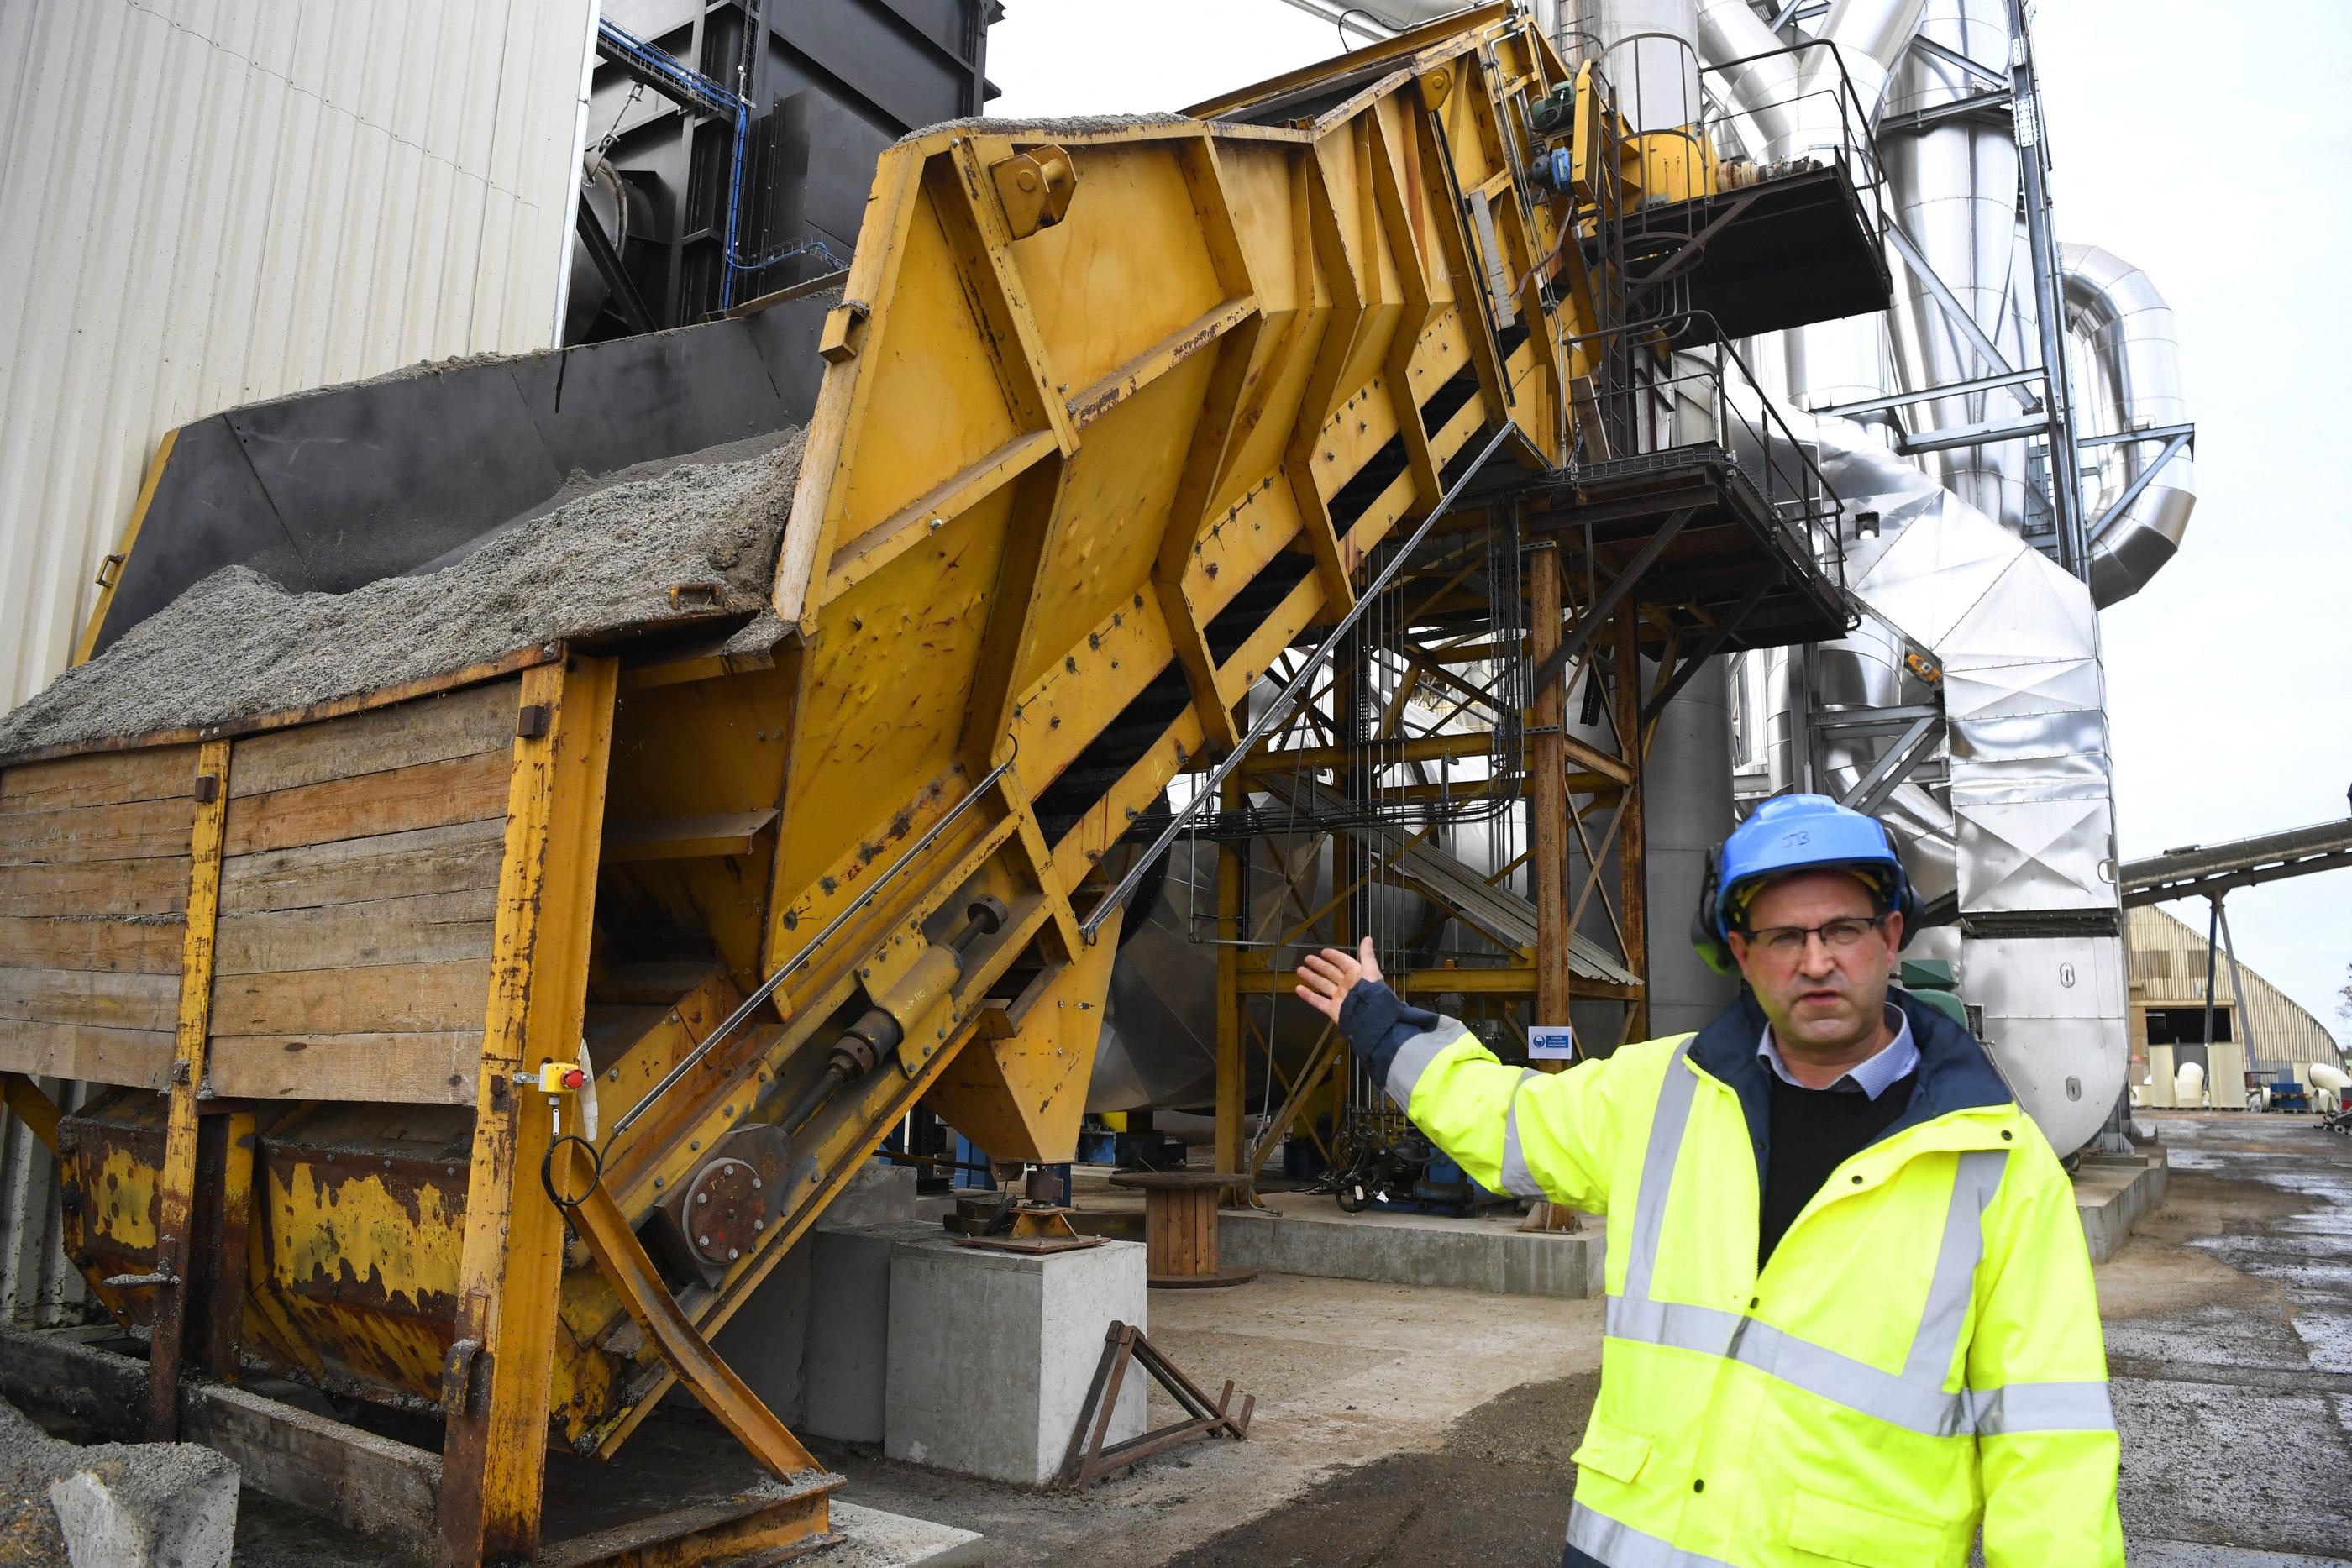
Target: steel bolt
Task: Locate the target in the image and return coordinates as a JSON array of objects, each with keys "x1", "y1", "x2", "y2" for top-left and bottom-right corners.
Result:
[
  {"x1": 690, "y1": 1140, "x2": 701, "y2": 1151},
  {"x1": 753, "y1": 1219, "x2": 765, "y2": 1231},
  {"x1": 727, "y1": 1248, "x2": 739, "y2": 1261},
  {"x1": 699, "y1": 1235, "x2": 711, "y2": 1247},
  {"x1": 696, "y1": 1193, "x2": 708, "y2": 1205},
  {"x1": 654, "y1": 1177, "x2": 664, "y2": 1189},
  {"x1": 750, "y1": 1177, "x2": 763, "y2": 1190}
]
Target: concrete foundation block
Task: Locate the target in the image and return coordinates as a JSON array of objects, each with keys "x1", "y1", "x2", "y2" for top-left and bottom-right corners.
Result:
[
  {"x1": 717, "y1": 1162, "x2": 921, "y2": 1429},
  {"x1": 715, "y1": 1240, "x2": 814, "y2": 1427},
  {"x1": 46, "y1": 1447, "x2": 239, "y2": 1568},
  {"x1": 2074, "y1": 1148, "x2": 2169, "y2": 1264},
  {"x1": 1221, "y1": 1205, "x2": 1606, "y2": 1298},
  {"x1": 883, "y1": 1236, "x2": 1147, "y2": 1486},
  {"x1": 802, "y1": 1225, "x2": 934, "y2": 1443}
]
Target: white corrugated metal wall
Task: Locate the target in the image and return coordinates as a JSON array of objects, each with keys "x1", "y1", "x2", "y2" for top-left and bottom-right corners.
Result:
[
  {"x1": 0, "y1": 0, "x2": 598, "y2": 717},
  {"x1": 0, "y1": 0, "x2": 596, "y2": 1323}
]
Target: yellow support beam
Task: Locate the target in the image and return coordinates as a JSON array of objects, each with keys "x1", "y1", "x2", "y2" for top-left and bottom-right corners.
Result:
[
  {"x1": 143, "y1": 737, "x2": 230, "y2": 1440},
  {"x1": 435, "y1": 657, "x2": 616, "y2": 1565}
]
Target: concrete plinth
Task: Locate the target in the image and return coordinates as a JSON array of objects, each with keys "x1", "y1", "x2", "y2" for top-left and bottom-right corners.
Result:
[
  {"x1": 1221, "y1": 1194, "x2": 1606, "y2": 1298},
  {"x1": 884, "y1": 1236, "x2": 1147, "y2": 1486},
  {"x1": 717, "y1": 1162, "x2": 918, "y2": 1430},
  {"x1": 2074, "y1": 1148, "x2": 2169, "y2": 1264}
]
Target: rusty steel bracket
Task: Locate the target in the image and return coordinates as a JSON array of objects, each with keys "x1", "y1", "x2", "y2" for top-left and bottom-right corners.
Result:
[
  {"x1": 562, "y1": 1145, "x2": 827, "y2": 1485},
  {"x1": 1057, "y1": 1320, "x2": 1252, "y2": 1491}
]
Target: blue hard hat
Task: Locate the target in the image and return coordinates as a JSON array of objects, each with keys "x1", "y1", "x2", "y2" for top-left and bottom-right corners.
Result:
[{"x1": 1690, "y1": 794, "x2": 1919, "y2": 975}]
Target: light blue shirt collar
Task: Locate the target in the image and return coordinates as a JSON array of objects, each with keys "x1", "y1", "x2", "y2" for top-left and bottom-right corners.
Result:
[{"x1": 1757, "y1": 1006, "x2": 1917, "y2": 1099}]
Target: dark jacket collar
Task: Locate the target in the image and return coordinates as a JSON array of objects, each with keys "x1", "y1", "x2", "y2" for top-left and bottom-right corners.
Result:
[{"x1": 1686, "y1": 988, "x2": 2013, "y2": 1178}]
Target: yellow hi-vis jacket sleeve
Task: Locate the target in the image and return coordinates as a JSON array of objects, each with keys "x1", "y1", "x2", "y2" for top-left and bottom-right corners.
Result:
[
  {"x1": 1335, "y1": 978, "x2": 1650, "y2": 1214},
  {"x1": 1966, "y1": 1127, "x2": 2127, "y2": 1566}
]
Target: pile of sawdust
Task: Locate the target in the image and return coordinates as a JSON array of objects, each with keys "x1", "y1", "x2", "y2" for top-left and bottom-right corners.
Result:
[
  {"x1": 0, "y1": 429, "x2": 805, "y2": 758},
  {"x1": 900, "y1": 111, "x2": 1198, "y2": 143}
]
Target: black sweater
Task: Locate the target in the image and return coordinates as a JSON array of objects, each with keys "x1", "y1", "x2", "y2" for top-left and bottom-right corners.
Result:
[{"x1": 1758, "y1": 1069, "x2": 1915, "y2": 1266}]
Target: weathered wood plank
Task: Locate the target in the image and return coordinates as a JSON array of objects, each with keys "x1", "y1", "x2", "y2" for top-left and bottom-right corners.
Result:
[
  {"x1": 213, "y1": 889, "x2": 499, "y2": 976},
  {"x1": 0, "y1": 745, "x2": 200, "y2": 811},
  {"x1": 210, "y1": 959, "x2": 493, "y2": 1037},
  {"x1": 0, "y1": 915, "x2": 186, "y2": 974},
  {"x1": 0, "y1": 855, "x2": 192, "y2": 918},
  {"x1": 207, "y1": 1030, "x2": 481, "y2": 1104},
  {"x1": 0, "y1": 1325, "x2": 440, "y2": 1560},
  {"x1": 228, "y1": 679, "x2": 520, "y2": 800},
  {"x1": 0, "y1": 1018, "x2": 175, "y2": 1088},
  {"x1": 0, "y1": 966, "x2": 181, "y2": 1032},
  {"x1": 0, "y1": 794, "x2": 199, "y2": 866},
  {"x1": 223, "y1": 751, "x2": 513, "y2": 860},
  {"x1": 218, "y1": 818, "x2": 507, "y2": 916}
]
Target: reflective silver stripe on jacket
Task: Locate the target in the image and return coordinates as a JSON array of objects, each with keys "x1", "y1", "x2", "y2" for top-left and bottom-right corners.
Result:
[
  {"x1": 1499, "y1": 1069, "x2": 1546, "y2": 1198},
  {"x1": 1567, "y1": 1502, "x2": 1740, "y2": 1568},
  {"x1": 1971, "y1": 1380, "x2": 2116, "y2": 1434},
  {"x1": 1383, "y1": 1021, "x2": 1469, "y2": 1110},
  {"x1": 1623, "y1": 1038, "x2": 1701, "y2": 1303},
  {"x1": 1599, "y1": 1046, "x2": 2112, "y2": 1438}
]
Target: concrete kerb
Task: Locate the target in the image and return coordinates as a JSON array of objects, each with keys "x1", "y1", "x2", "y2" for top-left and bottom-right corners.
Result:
[{"x1": 1218, "y1": 1198, "x2": 1608, "y2": 1298}]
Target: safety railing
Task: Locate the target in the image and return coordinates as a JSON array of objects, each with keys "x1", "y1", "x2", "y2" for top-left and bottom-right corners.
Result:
[
  {"x1": 1696, "y1": 38, "x2": 1888, "y2": 244},
  {"x1": 1560, "y1": 312, "x2": 1847, "y2": 596}
]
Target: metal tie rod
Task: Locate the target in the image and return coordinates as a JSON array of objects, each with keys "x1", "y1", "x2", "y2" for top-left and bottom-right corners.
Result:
[
  {"x1": 1079, "y1": 421, "x2": 1518, "y2": 941},
  {"x1": 609, "y1": 743, "x2": 1019, "y2": 1141}
]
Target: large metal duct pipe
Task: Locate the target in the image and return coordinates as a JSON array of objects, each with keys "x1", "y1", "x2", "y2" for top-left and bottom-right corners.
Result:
[
  {"x1": 1775, "y1": 414, "x2": 2129, "y2": 1156},
  {"x1": 1882, "y1": 0, "x2": 2033, "y2": 534},
  {"x1": 1642, "y1": 656, "x2": 1740, "y2": 1035},
  {"x1": 1793, "y1": 0, "x2": 1930, "y2": 148},
  {"x1": 1571, "y1": 2, "x2": 1704, "y2": 130},
  {"x1": 1697, "y1": 0, "x2": 1798, "y2": 159},
  {"x1": 2062, "y1": 243, "x2": 2197, "y2": 606},
  {"x1": 1770, "y1": 0, "x2": 1928, "y2": 417}
]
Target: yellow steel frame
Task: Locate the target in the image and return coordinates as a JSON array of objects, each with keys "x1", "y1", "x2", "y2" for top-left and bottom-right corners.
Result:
[{"x1": 437, "y1": 657, "x2": 617, "y2": 1564}]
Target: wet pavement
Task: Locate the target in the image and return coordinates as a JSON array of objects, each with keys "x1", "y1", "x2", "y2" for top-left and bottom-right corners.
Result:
[{"x1": 2104, "y1": 1112, "x2": 2352, "y2": 1564}]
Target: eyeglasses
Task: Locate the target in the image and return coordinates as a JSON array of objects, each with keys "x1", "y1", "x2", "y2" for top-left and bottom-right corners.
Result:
[{"x1": 1741, "y1": 914, "x2": 1887, "y2": 961}]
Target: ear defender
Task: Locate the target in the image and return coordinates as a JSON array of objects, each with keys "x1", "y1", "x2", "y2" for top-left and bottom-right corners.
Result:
[{"x1": 1691, "y1": 842, "x2": 1735, "y2": 976}]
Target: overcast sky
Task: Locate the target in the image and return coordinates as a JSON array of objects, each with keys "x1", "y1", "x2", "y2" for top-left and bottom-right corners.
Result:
[{"x1": 986, "y1": 2, "x2": 2352, "y2": 1046}]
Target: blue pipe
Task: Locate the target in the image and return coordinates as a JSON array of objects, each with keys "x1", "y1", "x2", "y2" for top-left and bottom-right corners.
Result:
[{"x1": 595, "y1": 18, "x2": 752, "y2": 307}]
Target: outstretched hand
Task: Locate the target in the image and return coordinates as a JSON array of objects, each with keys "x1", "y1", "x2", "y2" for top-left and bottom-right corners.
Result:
[{"x1": 1294, "y1": 937, "x2": 1383, "y2": 1025}]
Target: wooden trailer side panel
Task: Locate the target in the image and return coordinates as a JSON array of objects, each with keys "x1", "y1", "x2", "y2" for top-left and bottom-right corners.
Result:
[
  {"x1": 0, "y1": 744, "x2": 202, "y2": 1089},
  {"x1": 207, "y1": 681, "x2": 518, "y2": 1104}
]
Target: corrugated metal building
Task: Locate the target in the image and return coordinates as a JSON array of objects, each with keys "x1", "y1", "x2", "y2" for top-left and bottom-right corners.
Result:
[
  {"x1": 0, "y1": 0, "x2": 596, "y2": 1323},
  {"x1": 2127, "y1": 905, "x2": 2343, "y2": 1109},
  {"x1": 0, "y1": 0, "x2": 598, "y2": 718}
]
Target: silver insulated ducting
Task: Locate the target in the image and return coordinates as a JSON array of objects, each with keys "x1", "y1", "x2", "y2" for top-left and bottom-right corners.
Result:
[
  {"x1": 1697, "y1": 0, "x2": 2195, "y2": 1154},
  {"x1": 2064, "y1": 243, "x2": 2197, "y2": 606}
]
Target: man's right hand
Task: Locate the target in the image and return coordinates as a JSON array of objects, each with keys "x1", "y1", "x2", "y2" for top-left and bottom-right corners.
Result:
[{"x1": 1295, "y1": 936, "x2": 1383, "y2": 1025}]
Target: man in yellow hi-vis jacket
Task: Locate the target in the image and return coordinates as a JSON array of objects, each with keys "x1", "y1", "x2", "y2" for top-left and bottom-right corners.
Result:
[{"x1": 1295, "y1": 794, "x2": 2124, "y2": 1568}]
